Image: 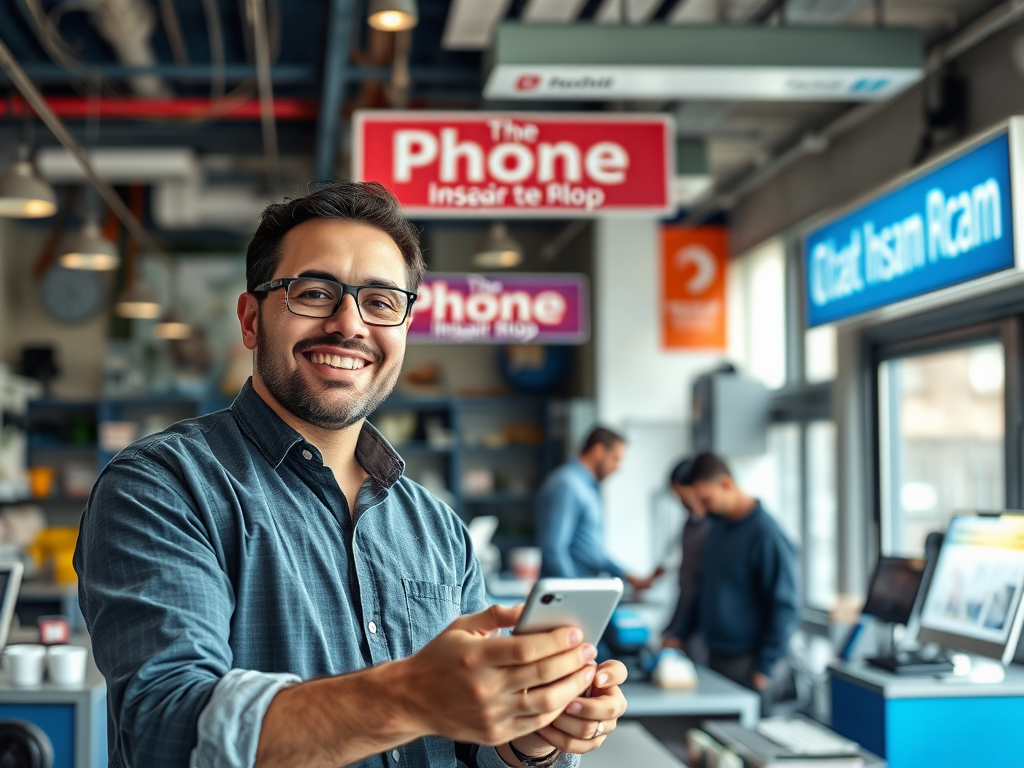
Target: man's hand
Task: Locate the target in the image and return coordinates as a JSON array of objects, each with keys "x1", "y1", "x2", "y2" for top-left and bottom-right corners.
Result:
[
  {"x1": 752, "y1": 671, "x2": 771, "y2": 691},
  {"x1": 397, "y1": 604, "x2": 598, "y2": 748},
  {"x1": 522, "y1": 659, "x2": 628, "y2": 756}
]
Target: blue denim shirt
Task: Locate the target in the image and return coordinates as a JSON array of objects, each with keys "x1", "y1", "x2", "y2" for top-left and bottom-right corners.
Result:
[
  {"x1": 75, "y1": 381, "x2": 579, "y2": 768},
  {"x1": 535, "y1": 461, "x2": 624, "y2": 579}
]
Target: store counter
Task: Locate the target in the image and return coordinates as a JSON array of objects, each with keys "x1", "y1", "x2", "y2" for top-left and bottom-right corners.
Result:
[
  {"x1": 829, "y1": 660, "x2": 1024, "y2": 768},
  {"x1": 0, "y1": 631, "x2": 106, "y2": 768},
  {"x1": 622, "y1": 666, "x2": 760, "y2": 726},
  {"x1": 582, "y1": 721, "x2": 684, "y2": 768}
]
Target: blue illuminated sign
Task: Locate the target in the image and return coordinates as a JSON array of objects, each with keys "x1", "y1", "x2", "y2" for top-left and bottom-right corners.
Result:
[{"x1": 804, "y1": 133, "x2": 1015, "y2": 326}]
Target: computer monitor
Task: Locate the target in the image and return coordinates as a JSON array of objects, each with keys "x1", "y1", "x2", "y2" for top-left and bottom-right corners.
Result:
[
  {"x1": 862, "y1": 556, "x2": 926, "y2": 625},
  {"x1": 917, "y1": 513, "x2": 1024, "y2": 664},
  {"x1": 0, "y1": 562, "x2": 24, "y2": 649}
]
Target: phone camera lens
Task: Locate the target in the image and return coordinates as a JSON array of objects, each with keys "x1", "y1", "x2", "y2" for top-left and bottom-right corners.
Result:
[{"x1": 540, "y1": 594, "x2": 554, "y2": 605}]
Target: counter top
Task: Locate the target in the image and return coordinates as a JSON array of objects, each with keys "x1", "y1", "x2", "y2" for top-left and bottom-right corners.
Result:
[
  {"x1": 829, "y1": 659, "x2": 1024, "y2": 698},
  {"x1": 622, "y1": 666, "x2": 760, "y2": 725}
]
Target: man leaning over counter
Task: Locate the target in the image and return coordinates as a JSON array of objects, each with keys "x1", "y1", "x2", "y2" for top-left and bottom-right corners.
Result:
[{"x1": 74, "y1": 181, "x2": 627, "y2": 768}]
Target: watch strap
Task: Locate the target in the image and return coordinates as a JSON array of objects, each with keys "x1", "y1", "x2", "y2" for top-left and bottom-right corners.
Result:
[{"x1": 508, "y1": 742, "x2": 560, "y2": 767}]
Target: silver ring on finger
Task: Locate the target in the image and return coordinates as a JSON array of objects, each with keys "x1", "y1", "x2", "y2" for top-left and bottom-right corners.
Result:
[{"x1": 590, "y1": 721, "x2": 605, "y2": 739}]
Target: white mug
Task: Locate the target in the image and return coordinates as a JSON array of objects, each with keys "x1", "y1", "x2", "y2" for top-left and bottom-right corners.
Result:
[
  {"x1": 5, "y1": 644, "x2": 47, "y2": 687},
  {"x1": 46, "y1": 645, "x2": 88, "y2": 686}
]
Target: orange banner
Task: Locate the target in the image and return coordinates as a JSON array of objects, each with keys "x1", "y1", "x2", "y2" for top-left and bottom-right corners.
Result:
[{"x1": 661, "y1": 226, "x2": 728, "y2": 350}]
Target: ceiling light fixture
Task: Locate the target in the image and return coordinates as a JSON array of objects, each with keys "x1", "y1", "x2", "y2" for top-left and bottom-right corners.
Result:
[
  {"x1": 153, "y1": 307, "x2": 191, "y2": 340},
  {"x1": 368, "y1": 0, "x2": 418, "y2": 31},
  {"x1": 473, "y1": 222, "x2": 523, "y2": 269},
  {"x1": 59, "y1": 220, "x2": 119, "y2": 271},
  {"x1": 0, "y1": 158, "x2": 57, "y2": 218},
  {"x1": 115, "y1": 280, "x2": 162, "y2": 319}
]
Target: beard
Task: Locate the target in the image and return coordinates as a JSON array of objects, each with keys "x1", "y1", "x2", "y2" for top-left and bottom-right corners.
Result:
[{"x1": 255, "y1": 318, "x2": 401, "y2": 431}]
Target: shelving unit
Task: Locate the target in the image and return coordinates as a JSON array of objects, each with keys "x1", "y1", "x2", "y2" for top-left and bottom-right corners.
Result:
[
  {"x1": 372, "y1": 395, "x2": 563, "y2": 549},
  {"x1": 9, "y1": 394, "x2": 565, "y2": 554},
  {"x1": 9, "y1": 397, "x2": 233, "y2": 514}
]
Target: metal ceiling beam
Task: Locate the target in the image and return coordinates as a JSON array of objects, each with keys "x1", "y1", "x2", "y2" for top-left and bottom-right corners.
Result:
[
  {"x1": 685, "y1": 0, "x2": 1024, "y2": 223},
  {"x1": 314, "y1": 0, "x2": 360, "y2": 182}
]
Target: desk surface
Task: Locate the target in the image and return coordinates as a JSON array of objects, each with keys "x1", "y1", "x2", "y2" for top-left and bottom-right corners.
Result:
[
  {"x1": 581, "y1": 722, "x2": 685, "y2": 768},
  {"x1": 622, "y1": 666, "x2": 760, "y2": 726},
  {"x1": 829, "y1": 659, "x2": 1024, "y2": 699}
]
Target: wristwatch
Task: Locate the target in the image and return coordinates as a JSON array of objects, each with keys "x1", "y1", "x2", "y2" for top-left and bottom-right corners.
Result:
[{"x1": 509, "y1": 742, "x2": 560, "y2": 767}]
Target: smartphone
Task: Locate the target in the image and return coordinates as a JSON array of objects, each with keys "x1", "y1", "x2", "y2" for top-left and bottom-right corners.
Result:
[{"x1": 512, "y1": 577, "x2": 624, "y2": 645}]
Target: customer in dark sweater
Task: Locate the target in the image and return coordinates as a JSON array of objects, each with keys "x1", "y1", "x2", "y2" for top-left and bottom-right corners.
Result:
[
  {"x1": 673, "y1": 452, "x2": 799, "y2": 693},
  {"x1": 662, "y1": 458, "x2": 711, "y2": 664}
]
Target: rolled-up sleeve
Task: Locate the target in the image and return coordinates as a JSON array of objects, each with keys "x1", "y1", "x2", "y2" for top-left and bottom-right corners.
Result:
[
  {"x1": 75, "y1": 449, "x2": 242, "y2": 768},
  {"x1": 190, "y1": 670, "x2": 300, "y2": 768}
]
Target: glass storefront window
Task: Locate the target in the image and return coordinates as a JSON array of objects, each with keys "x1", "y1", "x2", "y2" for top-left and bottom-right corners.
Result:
[
  {"x1": 728, "y1": 238, "x2": 787, "y2": 390},
  {"x1": 805, "y1": 324, "x2": 837, "y2": 384},
  {"x1": 806, "y1": 421, "x2": 838, "y2": 609},
  {"x1": 878, "y1": 342, "x2": 1005, "y2": 557}
]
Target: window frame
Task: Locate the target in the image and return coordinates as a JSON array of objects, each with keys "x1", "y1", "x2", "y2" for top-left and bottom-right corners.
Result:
[{"x1": 868, "y1": 319, "x2": 1019, "y2": 561}]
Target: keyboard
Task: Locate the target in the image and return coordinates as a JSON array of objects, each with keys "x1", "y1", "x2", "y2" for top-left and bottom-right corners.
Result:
[{"x1": 756, "y1": 717, "x2": 862, "y2": 757}]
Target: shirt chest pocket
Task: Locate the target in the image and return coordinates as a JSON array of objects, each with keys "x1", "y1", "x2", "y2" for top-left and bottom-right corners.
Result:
[{"x1": 403, "y1": 578, "x2": 462, "y2": 653}]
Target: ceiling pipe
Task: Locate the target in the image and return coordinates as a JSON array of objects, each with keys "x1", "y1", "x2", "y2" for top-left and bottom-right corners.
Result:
[
  {"x1": 90, "y1": 0, "x2": 171, "y2": 97},
  {"x1": 0, "y1": 34, "x2": 167, "y2": 260},
  {"x1": 686, "y1": 0, "x2": 1024, "y2": 224},
  {"x1": 314, "y1": 0, "x2": 358, "y2": 182},
  {"x1": 248, "y1": 0, "x2": 280, "y2": 189}
]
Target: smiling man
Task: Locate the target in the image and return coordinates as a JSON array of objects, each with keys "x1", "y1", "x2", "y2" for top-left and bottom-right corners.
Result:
[{"x1": 74, "y1": 182, "x2": 626, "y2": 768}]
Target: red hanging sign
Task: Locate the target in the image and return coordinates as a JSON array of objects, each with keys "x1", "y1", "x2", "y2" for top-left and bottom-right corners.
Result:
[{"x1": 353, "y1": 110, "x2": 674, "y2": 217}]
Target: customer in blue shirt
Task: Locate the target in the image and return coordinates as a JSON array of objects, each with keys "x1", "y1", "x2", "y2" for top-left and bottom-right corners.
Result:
[
  {"x1": 535, "y1": 427, "x2": 657, "y2": 593},
  {"x1": 75, "y1": 182, "x2": 627, "y2": 768},
  {"x1": 673, "y1": 452, "x2": 799, "y2": 694}
]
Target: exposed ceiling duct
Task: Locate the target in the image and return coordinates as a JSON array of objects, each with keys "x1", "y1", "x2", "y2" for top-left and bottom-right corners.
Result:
[
  {"x1": 88, "y1": 0, "x2": 171, "y2": 97},
  {"x1": 442, "y1": 0, "x2": 513, "y2": 50},
  {"x1": 36, "y1": 147, "x2": 289, "y2": 231}
]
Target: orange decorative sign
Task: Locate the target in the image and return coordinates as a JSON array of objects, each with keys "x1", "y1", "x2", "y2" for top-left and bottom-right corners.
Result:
[{"x1": 662, "y1": 226, "x2": 728, "y2": 350}]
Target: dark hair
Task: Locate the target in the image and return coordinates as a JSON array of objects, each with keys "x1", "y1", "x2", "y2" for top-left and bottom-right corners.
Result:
[
  {"x1": 581, "y1": 426, "x2": 625, "y2": 455},
  {"x1": 245, "y1": 181, "x2": 426, "y2": 294},
  {"x1": 682, "y1": 452, "x2": 732, "y2": 484},
  {"x1": 669, "y1": 459, "x2": 693, "y2": 487}
]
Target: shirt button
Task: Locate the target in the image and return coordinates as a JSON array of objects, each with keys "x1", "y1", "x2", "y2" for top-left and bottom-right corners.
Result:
[
  {"x1": 391, "y1": 750, "x2": 400, "y2": 761},
  {"x1": 302, "y1": 449, "x2": 313, "y2": 460},
  {"x1": 368, "y1": 621, "x2": 377, "y2": 634}
]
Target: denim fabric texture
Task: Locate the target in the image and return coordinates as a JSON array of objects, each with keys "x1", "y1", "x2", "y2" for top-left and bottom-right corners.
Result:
[
  {"x1": 535, "y1": 461, "x2": 624, "y2": 579},
  {"x1": 75, "y1": 380, "x2": 579, "y2": 768}
]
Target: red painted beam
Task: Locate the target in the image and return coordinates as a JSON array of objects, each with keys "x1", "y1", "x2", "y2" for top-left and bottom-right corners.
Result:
[{"x1": 0, "y1": 95, "x2": 318, "y2": 121}]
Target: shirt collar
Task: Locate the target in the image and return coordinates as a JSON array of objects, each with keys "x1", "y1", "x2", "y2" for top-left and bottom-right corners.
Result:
[
  {"x1": 571, "y1": 458, "x2": 599, "y2": 490},
  {"x1": 231, "y1": 378, "x2": 405, "y2": 487}
]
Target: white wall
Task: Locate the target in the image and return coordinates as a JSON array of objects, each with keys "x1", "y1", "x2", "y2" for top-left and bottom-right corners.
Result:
[
  {"x1": 0, "y1": 220, "x2": 110, "y2": 400},
  {"x1": 593, "y1": 217, "x2": 724, "y2": 574}
]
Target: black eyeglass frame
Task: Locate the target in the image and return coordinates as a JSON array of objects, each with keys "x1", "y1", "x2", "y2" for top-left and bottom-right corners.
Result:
[{"x1": 252, "y1": 277, "x2": 418, "y2": 327}]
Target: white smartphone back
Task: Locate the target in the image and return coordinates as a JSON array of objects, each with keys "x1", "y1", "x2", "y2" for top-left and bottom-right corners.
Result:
[{"x1": 513, "y1": 577, "x2": 624, "y2": 645}]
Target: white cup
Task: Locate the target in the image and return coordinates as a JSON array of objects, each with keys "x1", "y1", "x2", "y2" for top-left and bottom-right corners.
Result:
[
  {"x1": 46, "y1": 645, "x2": 88, "y2": 686},
  {"x1": 509, "y1": 546, "x2": 542, "y2": 581},
  {"x1": 5, "y1": 644, "x2": 47, "y2": 687}
]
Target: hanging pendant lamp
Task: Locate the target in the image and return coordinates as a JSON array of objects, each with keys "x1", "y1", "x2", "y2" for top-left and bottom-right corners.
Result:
[
  {"x1": 153, "y1": 307, "x2": 191, "y2": 340},
  {"x1": 115, "y1": 279, "x2": 161, "y2": 319},
  {"x1": 59, "y1": 220, "x2": 120, "y2": 271},
  {"x1": 0, "y1": 159, "x2": 57, "y2": 218},
  {"x1": 472, "y1": 222, "x2": 523, "y2": 268},
  {"x1": 368, "y1": 0, "x2": 418, "y2": 31}
]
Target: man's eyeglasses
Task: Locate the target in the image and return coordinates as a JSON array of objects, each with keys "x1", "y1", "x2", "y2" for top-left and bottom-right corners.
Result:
[{"x1": 252, "y1": 277, "x2": 417, "y2": 327}]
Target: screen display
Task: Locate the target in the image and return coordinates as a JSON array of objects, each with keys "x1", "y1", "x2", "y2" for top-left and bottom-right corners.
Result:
[
  {"x1": 920, "y1": 515, "x2": 1024, "y2": 647},
  {"x1": 862, "y1": 556, "x2": 925, "y2": 624}
]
